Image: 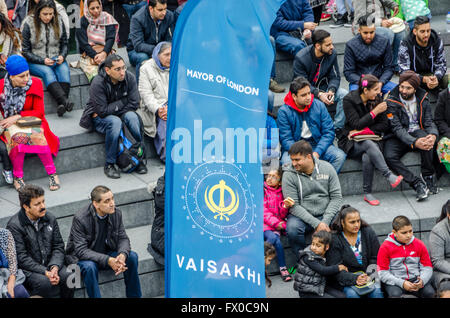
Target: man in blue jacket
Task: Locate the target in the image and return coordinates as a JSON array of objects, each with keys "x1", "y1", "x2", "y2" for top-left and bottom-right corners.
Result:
[
  {"x1": 126, "y1": 0, "x2": 175, "y2": 83},
  {"x1": 344, "y1": 14, "x2": 396, "y2": 94},
  {"x1": 294, "y1": 29, "x2": 347, "y2": 131},
  {"x1": 270, "y1": 0, "x2": 317, "y2": 56},
  {"x1": 277, "y1": 77, "x2": 346, "y2": 173}
]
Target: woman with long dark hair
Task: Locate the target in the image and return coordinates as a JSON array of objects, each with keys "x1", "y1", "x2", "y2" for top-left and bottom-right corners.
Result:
[
  {"x1": 21, "y1": 0, "x2": 73, "y2": 117},
  {"x1": 429, "y1": 200, "x2": 450, "y2": 290},
  {"x1": 0, "y1": 12, "x2": 21, "y2": 79},
  {"x1": 327, "y1": 204, "x2": 383, "y2": 298},
  {"x1": 338, "y1": 74, "x2": 403, "y2": 206}
]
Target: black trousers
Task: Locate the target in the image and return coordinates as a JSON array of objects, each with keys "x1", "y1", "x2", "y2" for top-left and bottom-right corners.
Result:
[
  {"x1": 384, "y1": 130, "x2": 435, "y2": 187},
  {"x1": 0, "y1": 140, "x2": 12, "y2": 171},
  {"x1": 24, "y1": 266, "x2": 75, "y2": 298},
  {"x1": 383, "y1": 281, "x2": 435, "y2": 298},
  {"x1": 299, "y1": 286, "x2": 346, "y2": 298}
]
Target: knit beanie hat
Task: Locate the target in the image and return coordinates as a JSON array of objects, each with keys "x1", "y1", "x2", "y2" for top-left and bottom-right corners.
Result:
[
  {"x1": 399, "y1": 70, "x2": 421, "y2": 90},
  {"x1": 5, "y1": 55, "x2": 29, "y2": 76}
]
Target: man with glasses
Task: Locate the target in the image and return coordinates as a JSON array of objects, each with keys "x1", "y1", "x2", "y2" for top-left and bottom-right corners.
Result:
[{"x1": 80, "y1": 54, "x2": 147, "y2": 179}]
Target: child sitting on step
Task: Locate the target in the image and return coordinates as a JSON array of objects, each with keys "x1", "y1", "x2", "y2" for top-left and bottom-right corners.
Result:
[
  {"x1": 294, "y1": 231, "x2": 348, "y2": 298},
  {"x1": 263, "y1": 167, "x2": 294, "y2": 282}
]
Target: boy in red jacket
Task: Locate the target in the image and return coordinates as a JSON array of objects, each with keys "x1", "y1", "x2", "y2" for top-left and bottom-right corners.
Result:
[{"x1": 377, "y1": 215, "x2": 435, "y2": 298}]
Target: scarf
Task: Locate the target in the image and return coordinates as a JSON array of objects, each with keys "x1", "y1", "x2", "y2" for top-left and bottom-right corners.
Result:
[
  {"x1": 84, "y1": 0, "x2": 119, "y2": 46},
  {"x1": 0, "y1": 76, "x2": 32, "y2": 118},
  {"x1": 152, "y1": 41, "x2": 170, "y2": 71}
]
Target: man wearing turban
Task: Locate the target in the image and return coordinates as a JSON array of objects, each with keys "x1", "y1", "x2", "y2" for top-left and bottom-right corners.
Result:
[{"x1": 383, "y1": 70, "x2": 439, "y2": 201}]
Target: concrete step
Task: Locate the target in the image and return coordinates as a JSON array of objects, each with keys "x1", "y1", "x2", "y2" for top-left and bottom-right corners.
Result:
[
  {"x1": 0, "y1": 109, "x2": 158, "y2": 187},
  {"x1": 73, "y1": 224, "x2": 165, "y2": 298},
  {"x1": 0, "y1": 159, "x2": 165, "y2": 238}
]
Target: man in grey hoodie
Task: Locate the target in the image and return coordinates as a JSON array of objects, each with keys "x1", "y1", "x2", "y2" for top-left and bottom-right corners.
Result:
[{"x1": 282, "y1": 140, "x2": 343, "y2": 261}]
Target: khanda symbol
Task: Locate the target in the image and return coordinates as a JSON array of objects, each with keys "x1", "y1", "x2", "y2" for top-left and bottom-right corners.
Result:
[{"x1": 204, "y1": 180, "x2": 239, "y2": 221}]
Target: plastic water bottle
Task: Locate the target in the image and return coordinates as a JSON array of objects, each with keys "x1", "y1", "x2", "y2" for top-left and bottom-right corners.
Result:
[{"x1": 447, "y1": 12, "x2": 450, "y2": 33}]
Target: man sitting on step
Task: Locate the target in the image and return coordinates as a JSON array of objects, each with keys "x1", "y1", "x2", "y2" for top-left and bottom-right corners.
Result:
[
  {"x1": 384, "y1": 71, "x2": 439, "y2": 202},
  {"x1": 65, "y1": 185, "x2": 142, "y2": 298},
  {"x1": 79, "y1": 54, "x2": 148, "y2": 179}
]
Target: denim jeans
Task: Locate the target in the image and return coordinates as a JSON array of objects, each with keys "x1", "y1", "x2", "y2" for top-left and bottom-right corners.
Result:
[
  {"x1": 281, "y1": 144, "x2": 347, "y2": 173},
  {"x1": 343, "y1": 285, "x2": 384, "y2": 298},
  {"x1": 128, "y1": 50, "x2": 150, "y2": 84},
  {"x1": 270, "y1": 36, "x2": 276, "y2": 79},
  {"x1": 28, "y1": 61, "x2": 70, "y2": 87},
  {"x1": 333, "y1": 87, "x2": 347, "y2": 130},
  {"x1": 286, "y1": 214, "x2": 316, "y2": 261},
  {"x1": 349, "y1": 81, "x2": 397, "y2": 95},
  {"x1": 336, "y1": 0, "x2": 353, "y2": 15},
  {"x1": 122, "y1": 0, "x2": 146, "y2": 19},
  {"x1": 264, "y1": 230, "x2": 286, "y2": 268},
  {"x1": 93, "y1": 111, "x2": 142, "y2": 165},
  {"x1": 78, "y1": 251, "x2": 142, "y2": 298},
  {"x1": 275, "y1": 32, "x2": 307, "y2": 56},
  {"x1": 375, "y1": 27, "x2": 406, "y2": 72}
]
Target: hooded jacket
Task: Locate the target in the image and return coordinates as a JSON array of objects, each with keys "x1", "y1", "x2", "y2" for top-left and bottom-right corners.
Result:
[
  {"x1": 377, "y1": 232, "x2": 433, "y2": 288},
  {"x1": 270, "y1": 0, "x2": 314, "y2": 38},
  {"x1": 276, "y1": 92, "x2": 335, "y2": 156},
  {"x1": 398, "y1": 29, "x2": 446, "y2": 82},
  {"x1": 126, "y1": 4, "x2": 175, "y2": 55},
  {"x1": 6, "y1": 210, "x2": 65, "y2": 278},
  {"x1": 281, "y1": 157, "x2": 342, "y2": 229},
  {"x1": 263, "y1": 182, "x2": 289, "y2": 233},
  {"x1": 79, "y1": 62, "x2": 140, "y2": 130},
  {"x1": 386, "y1": 85, "x2": 438, "y2": 148},
  {"x1": 344, "y1": 33, "x2": 393, "y2": 86},
  {"x1": 429, "y1": 217, "x2": 450, "y2": 286}
]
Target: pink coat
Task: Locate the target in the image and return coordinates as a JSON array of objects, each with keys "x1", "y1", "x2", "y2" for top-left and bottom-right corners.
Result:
[{"x1": 263, "y1": 182, "x2": 289, "y2": 233}]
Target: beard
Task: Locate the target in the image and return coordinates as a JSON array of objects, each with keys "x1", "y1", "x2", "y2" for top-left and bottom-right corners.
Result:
[{"x1": 400, "y1": 91, "x2": 415, "y2": 101}]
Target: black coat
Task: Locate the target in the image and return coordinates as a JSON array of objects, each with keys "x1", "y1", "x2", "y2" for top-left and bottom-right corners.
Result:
[
  {"x1": 101, "y1": 0, "x2": 130, "y2": 47},
  {"x1": 79, "y1": 62, "x2": 140, "y2": 130},
  {"x1": 326, "y1": 226, "x2": 380, "y2": 290},
  {"x1": 65, "y1": 204, "x2": 131, "y2": 267},
  {"x1": 6, "y1": 209, "x2": 66, "y2": 278},
  {"x1": 338, "y1": 90, "x2": 390, "y2": 154},
  {"x1": 435, "y1": 89, "x2": 450, "y2": 139},
  {"x1": 386, "y1": 86, "x2": 438, "y2": 148}
]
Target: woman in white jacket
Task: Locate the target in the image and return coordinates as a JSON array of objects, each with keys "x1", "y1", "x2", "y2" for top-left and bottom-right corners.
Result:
[{"x1": 137, "y1": 41, "x2": 171, "y2": 162}]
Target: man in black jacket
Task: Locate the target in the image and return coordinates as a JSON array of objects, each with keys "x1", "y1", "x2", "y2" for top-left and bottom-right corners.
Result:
[
  {"x1": 65, "y1": 185, "x2": 142, "y2": 298},
  {"x1": 293, "y1": 29, "x2": 347, "y2": 130},
  {"x1": 384, "y1": 71, "x2": 439, "y2": 201},
  {"x1": 80, "y1": 54, "x2": 147, "y2": 179},
  {"x1": 398, "y1": 16, "x2": 448, "y2": 99},
  {"x1": 6, "y1": 184, "x2": 74, "y2": 298},
  {"x1": 127, "y1": 0, "x2": 175, "y2": 83}
]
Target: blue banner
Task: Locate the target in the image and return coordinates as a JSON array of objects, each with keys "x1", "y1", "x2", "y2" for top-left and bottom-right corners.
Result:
[{"x1": 165, "y1": 0, "x2": 284, "y2": 298}]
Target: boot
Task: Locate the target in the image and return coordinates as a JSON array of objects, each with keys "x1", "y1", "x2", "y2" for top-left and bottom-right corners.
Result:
[
  {"x1": 46, "y1": 82, "x2": 67, "y2": 117},
  {"x1": 59, "y1": 82, "x2": 74, "y2": 112}
]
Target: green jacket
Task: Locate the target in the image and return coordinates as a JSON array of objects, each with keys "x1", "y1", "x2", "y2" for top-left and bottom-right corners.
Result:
[
  {"x1": 392, "y1": 0, "x2": 429, "y2": 21},
  {"x1": 281, "y1": 157, "x2": 342, "y2": 229}
]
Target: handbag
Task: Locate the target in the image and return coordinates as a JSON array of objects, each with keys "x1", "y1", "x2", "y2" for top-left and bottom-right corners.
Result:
[
  {"x1": 350, "y1": 271, "x2": 376, "y2": 296},
  {"x1": 16, "y1": 116, "x2": 42, "y2": 128}
]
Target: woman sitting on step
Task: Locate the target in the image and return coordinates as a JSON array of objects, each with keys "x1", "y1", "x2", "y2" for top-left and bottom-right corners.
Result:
[
  {"x1": 0, "y1": 55, "x2": 60, "y2": 191},
  {"x1": 0, "y1": 13, "x2": 22, "y2": 79},
  {"x1": 21, "y1": 0, "x2": 73, "y2": 118},
  {"x1": 75, "y1": 0, "x2": 119, "y2": 82},
  {"x1": 28, "y1": 0, "x2": 71, "y2": 40},
  {"x1": 338, "y1": 74, "x2": 403, "y2": 206}
]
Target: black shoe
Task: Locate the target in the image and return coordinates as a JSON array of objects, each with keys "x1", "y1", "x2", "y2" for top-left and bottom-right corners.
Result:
[
  {"x1": 421, "y1": 174, "x2": 439, "y2": 194},
  {"x1": 104, "y1": 164, "x2": 120, "y2": 179},
  {"x1": 330, "y1": 13, "x2": 347, "y2": 28},
  {"x1": 57, "y1": 104, "x2": 66, "y2": 117},
  {"x1": 414, "y1": 181, "x2": 429, "y2": 201},
  {"x1": 135, "y1": 163, "x2": 148, "y2": 174},
  {"x1": 65, "y1": 101, "x2": 74, "y2": 112}
]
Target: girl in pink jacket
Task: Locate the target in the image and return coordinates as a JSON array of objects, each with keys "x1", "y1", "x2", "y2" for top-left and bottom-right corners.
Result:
[{"x1": 264, "y1": 167, "x2": 294, "y2": 282}]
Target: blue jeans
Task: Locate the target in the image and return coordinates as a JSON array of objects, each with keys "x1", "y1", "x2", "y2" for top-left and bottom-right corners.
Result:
[
  {"x1": 333, "y1": 87, "x2": 347, "y2": 130},
  {"x1": 281, "y1": 144, "x2": 346, "y2": 173},
  {"x1": 78, "y1": 251, "x2": 142, "y2": 298},
  {"x1": 270, "y1": 36, "x2": 276, "y2": 79},
  {"x1": 127, "y1": 50, "x2": 150, "y2": 84},
  {"x1": 286, "y1": 214, "x2": 315, "y2": 261},
  {"x1": 343, "y1": 285, "x2": 384, "y2": 298},
  {"x1": 275, "y1": 32, "x2": 307, "y2": 56},
  {"x1": 264, "y1": 230, "x2": 286, "y2": 268},
  {"x1": 336, "y1": 0, "x2": 353, "y2": 15},
  {"x1": 349, "y1": 81, "x2": 397, "y2": 95},
  {"x1": 375, "y1": 27, "x2": 406, "y2": 72},
  {"x1": 93, "y1": 111, "x2": 142, "y2": 165},
  {"x1": 122, "y1": 0, "x2": 146, "y2": 19},
  {"x1": 28, "y1": 61, "x2": 70, "y2": 87}
]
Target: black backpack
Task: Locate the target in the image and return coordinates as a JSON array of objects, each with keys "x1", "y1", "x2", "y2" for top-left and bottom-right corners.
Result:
[
  {"x1": 148, "y1": 173, "x2": 165, "y2": 265},
  {"x1": 116, "y1": 113, "x2": 146, "y2": 173}
]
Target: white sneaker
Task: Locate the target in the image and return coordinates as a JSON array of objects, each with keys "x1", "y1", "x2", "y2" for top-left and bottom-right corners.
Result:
[{"x1": 2, "y1": 170, "x2": 13, "y2": 184}]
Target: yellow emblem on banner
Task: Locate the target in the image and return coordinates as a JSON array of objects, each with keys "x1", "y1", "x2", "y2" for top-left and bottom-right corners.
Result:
[{"x1": 204, "y1": 180, "x2": 239, "y2": 221}]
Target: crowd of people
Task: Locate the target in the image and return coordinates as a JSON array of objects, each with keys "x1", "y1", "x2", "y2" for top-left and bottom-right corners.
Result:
[{"x1": 0, "y1": 0, "x2": 449, "y2": 299}]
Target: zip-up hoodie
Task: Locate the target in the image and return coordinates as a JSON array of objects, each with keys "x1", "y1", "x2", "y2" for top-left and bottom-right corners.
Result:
[
  {"x1": 281, "y1": 157, "x2": 342, "y2": 229},
  {"x1": 263, "y1": 182, "x2": 289, "y2": 233},
  {"x1": 377, "y1": 232, "x2": 433, "y2": 288}
]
